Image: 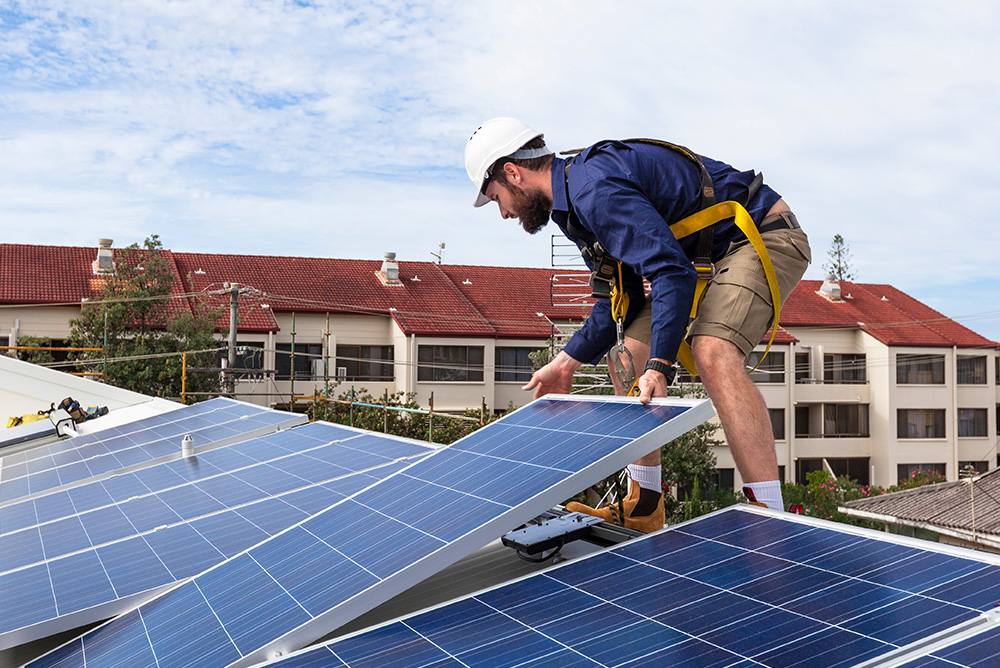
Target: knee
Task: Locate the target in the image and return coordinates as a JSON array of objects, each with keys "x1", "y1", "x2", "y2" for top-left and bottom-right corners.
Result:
[{"x1": 692, "y1": 337, "x2": 745, "y2": 383}]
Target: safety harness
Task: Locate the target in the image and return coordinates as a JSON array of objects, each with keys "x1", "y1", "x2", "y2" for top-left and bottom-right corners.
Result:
[{"x1": 561, "y1": 139, "x2": 782, "y2": 386}]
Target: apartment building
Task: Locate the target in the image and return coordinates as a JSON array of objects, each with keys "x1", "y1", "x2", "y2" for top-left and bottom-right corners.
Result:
[
  {"x1": 0, "y1": 242, "x2": 589, "y2": 414},
  {"x1": 2, "y1": 242, "x2": 997, "y2": 491},
  {"x1": 715, "y1": 276, "x2": 1000, "y2": 489}
]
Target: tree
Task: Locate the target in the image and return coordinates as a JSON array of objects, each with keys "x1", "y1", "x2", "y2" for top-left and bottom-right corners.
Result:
[
  {"x1": 12, "y1": 335, "x2": 55, "y2": 364},
  {"x1": 822, "y1": 234, "x2": 857, "y2": 281},
  {"x1": 68, "y1": 235, "x2": 223, "y2": 400}
]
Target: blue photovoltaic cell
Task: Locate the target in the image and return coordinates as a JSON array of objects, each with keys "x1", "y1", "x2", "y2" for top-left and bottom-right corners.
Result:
[
  {"x1": 0, "y1": 420, "x2": 433, "y2": 649},
  {"x1": 899, "y1": 625, "x2": 1000, "y2": 667},
  {"x1": 0, "y1": 398, "x2": 304, "y2": 503},
  {"x1": 266, "y1": 506, "x2": 1000, "y2": 668},
  {"x1": 25, "y1": 396, "x2": 712, "y2": 668}
]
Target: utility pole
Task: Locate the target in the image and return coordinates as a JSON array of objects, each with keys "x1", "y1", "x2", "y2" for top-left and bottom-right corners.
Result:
[{"x1": 227, "y1": 282, "x2": 239, "y2": 396}]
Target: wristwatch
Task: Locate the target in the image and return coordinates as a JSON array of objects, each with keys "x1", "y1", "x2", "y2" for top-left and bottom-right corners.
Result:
[{"x1": 644, "y1": 359, "x2": 677, "y2": 386}]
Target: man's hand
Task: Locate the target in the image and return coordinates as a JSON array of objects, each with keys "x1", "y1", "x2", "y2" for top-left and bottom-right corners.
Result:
[
  {"x1": 637, "y1": 366, "x2": 670, "y2": 404},
  {"x1": 522, "y1": 350, "x2": 581, "y2": 399}
]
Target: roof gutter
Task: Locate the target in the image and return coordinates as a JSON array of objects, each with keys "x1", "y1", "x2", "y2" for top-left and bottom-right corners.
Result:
[{"x1": 838, "y1": 506, "x2": 1000, "y2": 551}]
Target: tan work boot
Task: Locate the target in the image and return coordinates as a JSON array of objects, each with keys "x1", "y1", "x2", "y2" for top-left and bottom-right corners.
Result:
[{"x1": 566, "y1": 481, "x2": 665, "y2": 533}]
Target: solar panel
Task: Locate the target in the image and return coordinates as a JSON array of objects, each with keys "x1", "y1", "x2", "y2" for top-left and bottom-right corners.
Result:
[
  {"x1": 0, "y1": 398, "x2": 305, "y2": 504},
  {"x1": 265, "y1": 505, "x2": 1000, "y2": 668},
  {"x1": 0, "y1": 419, "x2": 56, "y2": 451},
  {"x1": 0, "y1": 422, "x2": 434, "y2": 650},
  {"x1": 23, "y1": 395, "x2": 713, "y2": 668}
]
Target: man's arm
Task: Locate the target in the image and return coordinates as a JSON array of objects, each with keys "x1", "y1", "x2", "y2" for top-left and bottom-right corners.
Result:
[{"x1": 521, "y1": 350, "x2": 581, "y2": 399}]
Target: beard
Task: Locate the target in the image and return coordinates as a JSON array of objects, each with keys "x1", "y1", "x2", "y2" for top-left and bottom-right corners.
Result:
[{"x1": 509, "y1": 186, "x2": 552, "y2": 235}]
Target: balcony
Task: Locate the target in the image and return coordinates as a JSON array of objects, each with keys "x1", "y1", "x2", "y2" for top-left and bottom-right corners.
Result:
[{"x1": 793, "y1": 379, "x2": 870, "y2": 404}]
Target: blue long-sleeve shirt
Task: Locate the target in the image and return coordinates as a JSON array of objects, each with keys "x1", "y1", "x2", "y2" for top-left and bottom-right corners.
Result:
[{"x1": 550, "y1": 140, "x2": 781, "y2": 365}]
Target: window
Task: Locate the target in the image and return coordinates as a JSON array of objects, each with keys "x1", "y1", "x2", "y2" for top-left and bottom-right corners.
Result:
[
  {"x1": 997, "y1": 404, "x2": 1000, "y2": 435},
  {"x1": 996, "y1": 356, "x2": 999, "y2": 385},
  {"x1": 768, "y1": 408, "x2": 785, "y2": 440},
  {"x1": 336, "y1": 345, "x2": 394, "y2": 381},
  {"x1": 824, "y1": 353, "x2": 866, "y2": 384},
  {"x1": 957, "y1": 355, "x2": 987, "y2": 385},
  {"x1": 897, "y1": 409, "x2": 946, "y2": 439},
  {"x1": 958, "y1": 408, "x2": 987, "y2": 437},
  {"x1": 897, "y1": 463, "x2": 945, "y2": 483},
  {"x1": 959, "y1": 461, "x2": 988, "y2": 476},
  {"x1": 275, "y1": 343, "x2": 323, "y2": 380},
  {"x1": 495, "y1": 347, "x2": 538, "y2": 382},
  {"x1": 794, "y1": 406, "x2": 809, "y2": 437},
  {"x1": 747, "y1": 351, "x2": 784, "y2": 383},
  {"x1": 823, "y1": 404, "x2": 869, "y2": 437},
  {"x1": 216, "y1": 342, "x2": 265, "y2": 380},
  {"x1": 795, "y1": 352, "x2": 811, "y2": 384},
  {"x1": 896, "y1": 354, "x2": 944, "y2": 384},
  {"x1": 418, "y1": 345, "x2": 484, "y2": 382},
  {"x1": 710, "y1": 468, "x2": 735, "y2": 492},
  {"x1": 217, "y1": 342, "x2": 264, "y2": 367},
  {"x1": 794, "y1": 459, "x2": 869, "y2": 485}
]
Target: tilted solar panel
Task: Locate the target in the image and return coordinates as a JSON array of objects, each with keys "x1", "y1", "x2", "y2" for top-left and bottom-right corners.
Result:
[
  {"x1": 23, "y1": 395, "x2": 714, "y2": 668},
  {"x1": 264, "y1": 505, "x2": 1000, "y2": 668},
  {"x1": 0, "y1": 422, "x2": 434, "y2": 650},
  {"x1": 0, "y1": 398, "x2": 305, "y2": 504}
]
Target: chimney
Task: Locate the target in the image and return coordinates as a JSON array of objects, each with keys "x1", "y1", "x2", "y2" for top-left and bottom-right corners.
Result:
[
  {"x1": 378, "y1": 252, "x2": 401, "y2": 285},
  {"x1": 819, "y1": 273, "x2": 841, "y2": 301},
  {"x1": 93, "y1": 239, "x2": 115, "y2": 275}
]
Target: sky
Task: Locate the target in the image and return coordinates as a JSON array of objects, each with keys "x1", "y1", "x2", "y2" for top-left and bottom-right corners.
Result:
[{"x1": 1, "y1": 1, "x2": 999, "y2": 342}]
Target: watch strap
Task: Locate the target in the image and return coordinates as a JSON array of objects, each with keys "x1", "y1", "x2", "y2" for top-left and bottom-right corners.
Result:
[{"x1": 644, "y1": 359, "x2": 677, "y2": 385}]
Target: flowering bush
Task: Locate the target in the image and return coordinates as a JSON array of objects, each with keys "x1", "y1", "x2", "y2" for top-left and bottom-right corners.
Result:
[
  {"x1": 782, "y1": 471, "x2": 884, "y2": 528},
  {"x1": 782, "y1": 468, "x2": 949, "y2": 529},
  {"x1": 887, "y1": 469, "x2": 948, "y2": 492}
]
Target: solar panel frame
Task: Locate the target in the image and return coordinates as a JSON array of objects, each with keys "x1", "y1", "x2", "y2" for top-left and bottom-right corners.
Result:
[
  {"x1": 265, "y1": 505, "x2": 1000, "y2": 668},
  {"x1": 23, "y1": 395, "x2": 714, "y2": 668}
]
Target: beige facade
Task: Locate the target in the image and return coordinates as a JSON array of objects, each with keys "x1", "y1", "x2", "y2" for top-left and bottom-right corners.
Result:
[
  {"x1": 708, "y1": 332, "x2": 1000, "y2": 490},
  {"x1": 1, "y1": 306, "x2": 559, "y2": 415}
]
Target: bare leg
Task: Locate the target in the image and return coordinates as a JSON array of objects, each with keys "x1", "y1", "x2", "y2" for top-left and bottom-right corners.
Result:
[
  {"x1": 566, "y1": 336, "x2": 664, "y2": 531},
  {"x1": 691, "y1": 335, "x2": 778, "y2": 483},
  {"x1": 607, "y1": 337, "x2": 659, "y2": 467}
]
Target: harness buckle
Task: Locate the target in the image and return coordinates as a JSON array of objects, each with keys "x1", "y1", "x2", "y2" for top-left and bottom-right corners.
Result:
[{"x1": 693, "y1": 261, "x2": 716, "y2": 280}]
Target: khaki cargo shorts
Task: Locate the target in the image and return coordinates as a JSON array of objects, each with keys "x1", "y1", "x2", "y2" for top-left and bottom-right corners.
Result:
[{"x1": 625, "y1": 218, "x2": 811, "y2": 359}]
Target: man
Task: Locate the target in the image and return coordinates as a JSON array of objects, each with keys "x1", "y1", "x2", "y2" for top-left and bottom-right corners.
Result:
[{"x1": 465, "y1": 118, "x2": 811, "y2": 532}]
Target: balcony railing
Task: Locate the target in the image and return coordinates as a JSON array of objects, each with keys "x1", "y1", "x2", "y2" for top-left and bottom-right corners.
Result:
[{"x1": 795, "y1": 378, "x2": 869, "y2": 385}]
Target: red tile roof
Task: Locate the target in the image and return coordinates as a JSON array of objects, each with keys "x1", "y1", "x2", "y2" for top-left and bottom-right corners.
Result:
[
  {"x1": 0, "y1": 244, "x2": 194, "y2": 324},
  {"x1": 2, "y1": 244, "x2": 994, "y2": 348},
  {"x1": 781, "y1": 280, "x2": 998, "y2": 348}
]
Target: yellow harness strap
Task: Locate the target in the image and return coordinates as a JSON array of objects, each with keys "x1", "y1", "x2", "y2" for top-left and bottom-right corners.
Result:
[{"x1": 668, "y1": 200, "x2": 782, "y2": 377}]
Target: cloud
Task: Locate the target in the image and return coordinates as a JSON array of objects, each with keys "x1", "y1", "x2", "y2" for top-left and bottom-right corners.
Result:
[{"x1": 1, "y1": 0, "x2": 998, "y2": 339}]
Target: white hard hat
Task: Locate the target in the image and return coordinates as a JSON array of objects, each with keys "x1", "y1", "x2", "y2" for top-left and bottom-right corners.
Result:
[{"x1": 465, "y1": 117, "x2": 551, "y2": 207}]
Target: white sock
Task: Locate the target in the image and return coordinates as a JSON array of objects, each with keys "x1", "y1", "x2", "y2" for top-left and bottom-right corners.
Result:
[
  {"x1": 745, "y1": 480, "x2": 783, "y2": 511},
  {"x1": 627, "y1": 464, "x2": 662, "y2": 493}
]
